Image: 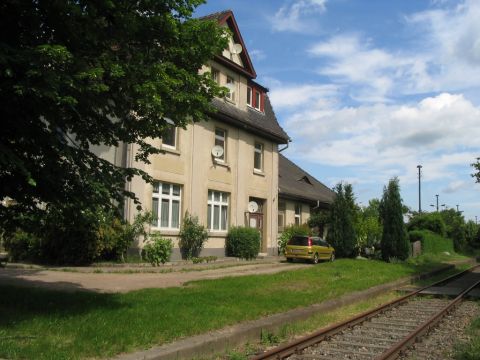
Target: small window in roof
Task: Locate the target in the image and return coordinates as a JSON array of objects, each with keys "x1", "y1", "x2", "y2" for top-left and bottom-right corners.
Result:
[{"x1": 299, "y1": 176, "x2": 312, "y2": 185}]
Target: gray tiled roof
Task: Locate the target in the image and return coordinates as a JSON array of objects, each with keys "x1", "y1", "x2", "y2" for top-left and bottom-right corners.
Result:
[
  {"x1": 211, "y1": 96, "x2": 290, "y2": 144},
  {"x1": 279, "y1": 154, "x2": 335, "y2": 205}
]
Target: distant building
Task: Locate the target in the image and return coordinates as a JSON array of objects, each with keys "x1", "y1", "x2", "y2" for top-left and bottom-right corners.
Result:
[{"x1": 278, "y1": 154, "x2": 335, "y2": 237}]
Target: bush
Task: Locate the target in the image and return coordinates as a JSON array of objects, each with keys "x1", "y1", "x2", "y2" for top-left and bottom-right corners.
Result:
[
  {"x1": 278, "y1": 224, "x2": 309, "y2": 255},
  {"x1": 143, "y1": 234, "x2": 173, "y2": 266},
  {"x1": 408, "y1": 212, "x2": 446, "y2": 237},
  {"x1": 3, "y1": 230, "x2": 40, "y2": 262},
  {"x1": 178, "y1": 213, "x2": 208, "y2": 259},
  {"x1": 408, "y1": 230, "x2": 425, "y2": 243},
  {"x1": 226, "y1": 226, "x2": 260, "y2": 260}
]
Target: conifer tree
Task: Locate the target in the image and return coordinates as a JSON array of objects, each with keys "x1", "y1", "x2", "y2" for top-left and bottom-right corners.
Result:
[
  {"x1": 380, "y1": 178, "x2": 409, "y2": 261},
  {"x1": 327, "y1": 183, "x2": 357, "y2": 258}
]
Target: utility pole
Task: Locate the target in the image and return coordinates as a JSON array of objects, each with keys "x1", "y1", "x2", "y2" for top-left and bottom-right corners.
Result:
[
  {"x1": 435, "y1": 194, "x2": 439, "y2": 212},
  {"x1": 456, "y1": 204, "x2": 459, "y2": 212},
  {"x1": 476, "y1": 216, "x2": 478, "y2": 225},
  {"x1": 417, "y1": 165, "x2": 422, "y2": 213}
]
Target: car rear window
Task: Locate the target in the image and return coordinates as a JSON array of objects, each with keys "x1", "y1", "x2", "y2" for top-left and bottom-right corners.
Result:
[{"x1": 288, "y1": 236, "x2": 309, "y2": 246}]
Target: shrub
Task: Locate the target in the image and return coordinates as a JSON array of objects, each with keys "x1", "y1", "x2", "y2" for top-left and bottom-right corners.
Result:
[
  {"x1": 408, "y1": 212, "x2": 446, "y2": 237},
  {"x1": 178, "y1": 213, "x2": 208, "y2": 259},
  {"x1": 408, "y1": 230, "x2": 425, "y2": 243},
  {"x1": 143, "y1": 234, "x2": 173, "y2": 266},
  {"x1": 278, "y1": 224, "x2": 309, "y2": 255},
  {"x1": 226, "y1": 226, "x2": 260, "y2": 260},
  {"x1": 3, "y1": 230, "x2": 40, "y2": 262}
]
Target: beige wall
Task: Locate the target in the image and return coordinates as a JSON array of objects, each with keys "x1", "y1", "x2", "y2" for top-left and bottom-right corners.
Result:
[
  {"x1": 279, "y1": 198, "x2": 311, "y2": 229},
  {"x1": 125, "y1": 117, "x2": 279, "y2": 259}
]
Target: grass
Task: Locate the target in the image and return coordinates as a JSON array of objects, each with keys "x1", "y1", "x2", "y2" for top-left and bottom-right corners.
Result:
[
  {"x1": 454, "y1": 308, "x2": 480, "y2": 360},
  {"x1": 0, "y1": 257, "x2": 467, "y2": 359}
]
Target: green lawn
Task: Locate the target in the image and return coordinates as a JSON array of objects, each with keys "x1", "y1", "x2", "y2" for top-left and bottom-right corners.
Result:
[{"x1": 0, "y1": 258, "x2": 467, "y2": 359}]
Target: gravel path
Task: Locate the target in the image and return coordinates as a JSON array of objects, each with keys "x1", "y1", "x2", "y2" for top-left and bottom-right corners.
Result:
[
  {"x1": 399, "y1": 300, "x2": 480, "y2": 360},
  {"x1": 0, "y1": 260, "x2": 308, "y2": 293}
]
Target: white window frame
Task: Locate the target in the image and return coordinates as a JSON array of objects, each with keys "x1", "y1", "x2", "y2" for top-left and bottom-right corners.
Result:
[
  {"x1": 162, "y1": 118, "x2": 177, "y2": 150},
  {"x1": 294, "y1": 204, "x2": 302, "y2": 226},
  {"x1": 247, "y1": 86, "x2": 252, "y2": 107},
  {"x1": 214, "y1": 128, "x2": 226, "y2": 162},
  {"x1": 254, "y1": 142, "x2": 263, "y2": 171},
  {"x1": 226, "y1": 75, "x2": 235, "y2": 102},
  {"x1": 207, "y1": 190, "x2": 229, "y2": 231},
  {"x1": 151, "y1": 181, "x2": 181, "y2": 230},
  {"x1": 211, "y1": 67, "x2": 220, "y2": 84}
]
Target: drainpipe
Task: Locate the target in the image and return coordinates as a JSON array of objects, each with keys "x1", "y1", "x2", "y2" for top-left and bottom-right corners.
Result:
[{"x1": 278, "y1": 141, "x2": 289, "y2": 153}]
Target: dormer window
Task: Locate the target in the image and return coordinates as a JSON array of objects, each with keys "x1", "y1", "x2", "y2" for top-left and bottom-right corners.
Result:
[
  {"x1": 211, "y1": 68, "x2": 220, "y2": 84},
  {"x1": 247, "y1": 87, "x2": 252, "y2": 107},
  {"x1": 247, "y1": 85, "x2": 264, "y2": 112},
  {"x1": 226, "y1": 76, "x2": 235, "y2": 102}
]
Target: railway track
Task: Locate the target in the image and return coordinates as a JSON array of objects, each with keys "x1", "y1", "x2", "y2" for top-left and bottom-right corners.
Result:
[{"x1": 251, "y1": 264, "x2": 480, "y2": 360}]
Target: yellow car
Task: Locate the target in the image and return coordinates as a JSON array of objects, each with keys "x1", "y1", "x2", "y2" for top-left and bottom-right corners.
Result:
[{"x1": 285, "y1": 236, "x2": 335, "y2": 264}]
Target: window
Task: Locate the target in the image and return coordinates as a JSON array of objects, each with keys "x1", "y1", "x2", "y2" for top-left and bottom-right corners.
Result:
[
  {"x1": 254, "y1": 91, "x2": 261, "y2": 111},
  {"x1": 211, "y1": 68, "x2": 220, "y2": 84},
  {"x1": 152, "y1": 182, "x2": 181, "y2": 229},
  {"x1": 278, "y1": 201, "x2": 286, "y2": 233},
  {"x1": 162, "y1": 118, "x2": 177, "y2": 149},
  {"x1": 294, "y1": 204, "x2": 302, "y2": 225},
  {"x1": 214, "y1": 128, "x2": 226, "y2": 162},
  {"x1": 207, "y1": 190, "x2": 229, "y2": 231},
  {"x1": 247, "y1": 86, "x2": 264, "y2": 112},
  {"x1": 226, "y1": 75, "x2": 235, "y2": 101},
  {"x1": 254, "y1": 142, "x2": 263, "y2": 171}
]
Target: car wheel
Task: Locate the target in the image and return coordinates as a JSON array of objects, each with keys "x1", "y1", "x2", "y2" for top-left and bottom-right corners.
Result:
[
  {"x1": 312, "y1": 253, "x2": 319, "y2": 264},
  {"x1": 287, "y1": 257, "x2": 293, "y2": 263},
  {"x1": 330, "y1": 253, "x2": 335, "y2": 262}
]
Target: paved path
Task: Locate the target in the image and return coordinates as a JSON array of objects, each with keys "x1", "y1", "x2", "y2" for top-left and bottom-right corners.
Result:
[{"x1": 0, "y1": 261, "x2": 308, "y2": 293}]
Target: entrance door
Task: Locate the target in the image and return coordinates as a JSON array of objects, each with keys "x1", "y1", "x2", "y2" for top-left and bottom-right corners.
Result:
[{"x1": 248, "y1": 197, "x2": 265, "y2": 252}]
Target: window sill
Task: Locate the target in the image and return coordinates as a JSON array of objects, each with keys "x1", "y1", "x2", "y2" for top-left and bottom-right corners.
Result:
[
  {"x1": 247, "y1": 105, "x2": 264, "y2": 115},
  {"x1": 160, "y1": 146, "x2": 181, "y2": 156},
  {"x1": 214, "y1": 159, "x2": 231, "y2": 169},
  {"x1": 150, "y1": 229, "x2": 180, "y2": 236},
  {"x1": 208, "y1": 231, "x2": 228, "y2": 238},
  {"x1": 253, "y1": 169, "x2": 265, "y2": 177}
]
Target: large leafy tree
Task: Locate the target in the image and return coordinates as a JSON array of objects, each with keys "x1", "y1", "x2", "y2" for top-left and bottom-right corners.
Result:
[
  {"x1": 0, "y1": 0, "x2": 227, "y2": 230},
  {"x1": 379, "y1": 177, "x2": 409, "y2": 261}
]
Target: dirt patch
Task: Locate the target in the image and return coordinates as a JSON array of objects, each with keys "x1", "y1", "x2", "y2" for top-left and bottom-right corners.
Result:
[{"x1": 0, "y1": 260, "x2": 308, "y2": 293}]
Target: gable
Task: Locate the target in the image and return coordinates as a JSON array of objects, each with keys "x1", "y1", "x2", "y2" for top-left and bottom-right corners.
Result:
[{"x1": 202, "y1": 10, "x2": 256, "y2": 78}]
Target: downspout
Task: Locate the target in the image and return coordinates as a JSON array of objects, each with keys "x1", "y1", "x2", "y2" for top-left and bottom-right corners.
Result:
[{"x1": 278, "y1": 141, "x2": 289, "y2": 153}]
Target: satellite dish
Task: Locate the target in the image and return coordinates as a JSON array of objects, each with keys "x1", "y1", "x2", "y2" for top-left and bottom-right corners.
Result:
[
  {"x1": 248, "y1": 201, "x2": 258, "y2": 213},
  {"x1": 231, "y1": 43, "x2": 243, "y2": 54},
  {"x1": 211, "y1": 145, "x2": 224, "y2": 158}
]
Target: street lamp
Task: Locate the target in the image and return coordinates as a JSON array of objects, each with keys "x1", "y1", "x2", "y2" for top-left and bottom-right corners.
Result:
[
  {"x1": 476, "y1": 216, "x2": 478, "y2": 225},
  {"x1": 456, "y1": 204, "x2": 460, "y2": 212},
  {"x1": 435, "y1": 194, "x2": 439, "y2": 212},
  {"x1": 417, "y1": 165, "x2": 422, "y2": 213}
]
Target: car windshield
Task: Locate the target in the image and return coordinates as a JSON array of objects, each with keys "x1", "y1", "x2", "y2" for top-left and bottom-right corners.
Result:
[{"x1": 288, "y1": 236, "x2": 309, "y2": 246}]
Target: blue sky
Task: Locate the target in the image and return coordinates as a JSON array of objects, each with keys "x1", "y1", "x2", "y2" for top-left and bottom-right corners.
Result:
[{"x1": 195, "y1": 0, "x2": 480, "y2": 222}]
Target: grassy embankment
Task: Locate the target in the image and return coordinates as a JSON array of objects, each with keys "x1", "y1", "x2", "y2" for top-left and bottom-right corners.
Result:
[{"x1": 0, "y1": 252, "x2": 470, "y2": 360}]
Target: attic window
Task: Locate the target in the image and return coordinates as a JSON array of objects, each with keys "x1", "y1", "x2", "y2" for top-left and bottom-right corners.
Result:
[
  {"x1": 247, "y1": 86, "x2": 264, "y2": 112},
  {"x1": 299, "y1": 176, "x2": 312, "y2": 185}
]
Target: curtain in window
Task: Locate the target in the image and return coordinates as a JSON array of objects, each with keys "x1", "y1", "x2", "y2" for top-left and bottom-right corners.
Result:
[
  {"x1": 172, "y1": 200, "x2": 180, "y2": 228},
  {"x1": 152, "y1": 198, "x2": 159, "y2": 227},
  {"x1": 213, "y1": 205, "x2": 220, "y2": 230},
  {"x1": 221, "y1": 206, "x2": 228, "y2": 230},
  {"x1": 161, "y1": 199, "x2": 169, "y2": 227}
]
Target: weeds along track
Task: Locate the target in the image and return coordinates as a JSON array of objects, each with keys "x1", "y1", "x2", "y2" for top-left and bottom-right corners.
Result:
[{"x1": 251, "y1": 264, "x2": 480, "y2": 360}]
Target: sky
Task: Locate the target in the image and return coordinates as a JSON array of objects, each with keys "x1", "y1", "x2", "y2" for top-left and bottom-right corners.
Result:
[{"x1": 195, "y1": 0, "x2": 480, "y2": 222}]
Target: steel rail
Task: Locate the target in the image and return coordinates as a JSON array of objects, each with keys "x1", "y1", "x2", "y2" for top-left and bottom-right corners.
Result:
[
  {"x1": 375, "y1": 278, "x2": 480, "y2": 360},
  {"x1": 250, "y1": 264, "x2": 479, "y2": 360}
]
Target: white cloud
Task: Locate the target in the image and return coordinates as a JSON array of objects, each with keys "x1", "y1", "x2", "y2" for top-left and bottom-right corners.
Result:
[
  {"x1": 443, "y1": 180, "x2": 469, "y2": 193},
  {"x1": 308, "y1": 34, "x2": 433, "y2": 102},
  {"x1": 280, "y1": 91, "x2": 480, "y2": 185},
  {"x1": 270, "y1": 0, "x2": 327, "y2": 33},
  {"x1": 269, "y1": 83, "x2": 338, "y2": 110},
  {"x1": 249, "y1": 49, "x2": 266, "y2": 62}
]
